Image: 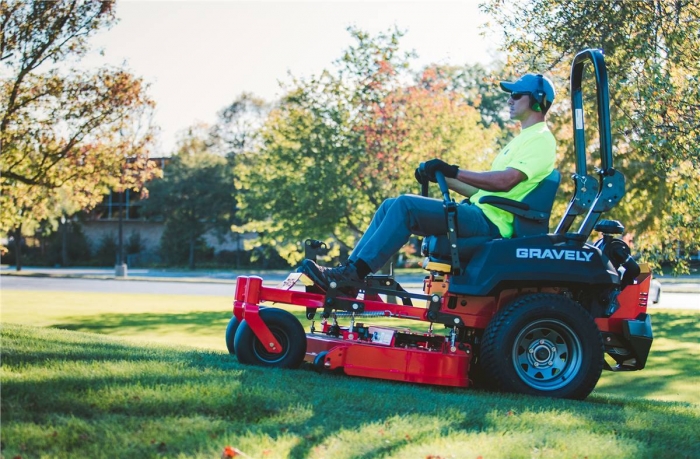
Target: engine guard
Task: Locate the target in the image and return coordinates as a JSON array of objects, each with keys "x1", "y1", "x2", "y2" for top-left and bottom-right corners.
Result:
[{"x1": 602, "y1": 313, "x2": 653, "y2": 371}]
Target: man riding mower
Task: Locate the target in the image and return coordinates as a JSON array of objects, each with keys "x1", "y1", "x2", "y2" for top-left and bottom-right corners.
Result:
[{"x1": 225, "y1": 49, "x2": 653, "y2": 400}]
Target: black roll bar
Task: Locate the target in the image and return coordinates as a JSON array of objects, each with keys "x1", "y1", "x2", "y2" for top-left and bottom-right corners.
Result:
[
  {"x1": 555, "y1": 48, "x2": 625, "y2": 239},
  {"x1": 570, "y1": 49, "x2": 613, "y2": 174}
]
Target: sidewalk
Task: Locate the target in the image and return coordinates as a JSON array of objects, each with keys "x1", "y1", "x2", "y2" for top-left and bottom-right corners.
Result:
[
  {"x1": 0, "y1": 266, "x2": 264, "y2": 284},
  {"x1": 2, "y1": 266, "x2": 698, "y2": 293}
]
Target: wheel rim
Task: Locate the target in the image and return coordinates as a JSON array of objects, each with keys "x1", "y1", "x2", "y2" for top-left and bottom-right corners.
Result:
[
  {"x1": 252, "y1": 327, "x2": 290, "y2": 363},
  {"x1": 512, "y1": 319, "x2": 583, "y2": 391}
]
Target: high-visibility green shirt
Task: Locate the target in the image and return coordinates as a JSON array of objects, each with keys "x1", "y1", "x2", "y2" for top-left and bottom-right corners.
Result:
[{"x1": 473, "y1": 122, "x2": 556, "y2": 238}]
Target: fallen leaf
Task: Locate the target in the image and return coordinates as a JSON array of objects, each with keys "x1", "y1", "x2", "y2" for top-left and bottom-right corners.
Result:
[
  {"x1": 222, "y1": 446, "x2": 238, "y2": 458},
  {"x1": 222, "y1": 446, "x2": 253, "y2": 458}
]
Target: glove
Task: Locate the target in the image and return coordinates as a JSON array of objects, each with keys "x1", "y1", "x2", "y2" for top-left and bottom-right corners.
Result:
[
  {"x1": 424, "y1": 159, "x2": 459, "y2": 179},
  {"x1": 414, "y1": 167, "x2": 428, "y2": 185}
]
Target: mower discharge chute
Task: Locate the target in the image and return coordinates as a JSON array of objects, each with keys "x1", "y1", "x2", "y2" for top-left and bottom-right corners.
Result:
[{"x1": 226, "y1": 49, "x2": 653, "y2": 400}]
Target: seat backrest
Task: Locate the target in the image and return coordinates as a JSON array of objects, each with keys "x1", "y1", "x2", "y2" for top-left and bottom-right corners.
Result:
[
  {"x1": 477, "y1": 169, "x2": 560, "y2": 237},
  {"x1": 512, "y1": 169, "x2": 561, "y2": 237}
]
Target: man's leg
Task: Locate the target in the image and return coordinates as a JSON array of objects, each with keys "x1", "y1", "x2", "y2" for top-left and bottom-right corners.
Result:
[
  {"x1": 301, "y1": 194, "x2": 493, "y2": 291},
  {"x1": 351, "y1": 195, "x2": 443, "y2": 272},
  {"x1": 348, "y1": 197, "x2": 396, "y2": 264},
  {"x1": 300, "y1": 195, "x2": 430, "y2": 296},
  {"x1": 354, "y1": 194, "x2": 494, "y2": 272}
]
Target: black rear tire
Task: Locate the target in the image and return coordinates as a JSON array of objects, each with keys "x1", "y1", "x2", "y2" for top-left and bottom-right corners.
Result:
[
  {"x1": 480, "y1": 293, "x2": 603, "y2": 400},
  {"x1": 234, "y1": 308, "x2": 307, "y2": 369},
  {"x1": 225, "y1": 315, "x2": 240, "y2": 355}
]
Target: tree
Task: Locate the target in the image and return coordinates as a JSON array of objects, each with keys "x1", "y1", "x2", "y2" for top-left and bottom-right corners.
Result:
[
  {"x1": 481, "y1": 0, "x2": 700, "y2": 272},
  {"x1": 142, "y1": 126, "x2": 236, "y2": 270},
  {"x1": 434, "y1": 61, "x2": 511, "y2": 131},
  {"x1": 238, "y1": 28, "x2": 499, "y2": 266},
  {"x1": 210, "y1": 92, "x2": 269, "y2": 157},
  {"x1": 209, "y1": 93, "x2": 270, "y2": 267},
  {"x1": 0, "y1": 0, "x2": 159, "y2": 269}
]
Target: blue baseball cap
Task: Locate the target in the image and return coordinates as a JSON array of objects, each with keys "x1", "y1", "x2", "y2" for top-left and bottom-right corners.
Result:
[{"x1": 500, "y1": 73, "x2": 556, "y2": 105}]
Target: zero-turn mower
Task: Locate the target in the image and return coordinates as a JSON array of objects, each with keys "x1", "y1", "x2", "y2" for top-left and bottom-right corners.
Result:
[{"x1": 225, "y1": 49, "x2": 653, "y2": 400}]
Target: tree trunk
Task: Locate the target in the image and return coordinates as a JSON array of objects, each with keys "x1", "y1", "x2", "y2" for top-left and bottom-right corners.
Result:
[
  {"x1": 188, "y1": 233, "x2": 196, "y2": 270},
  {"x1": 61, "y1": 219, "x2": 69, "y2": 267},
  {"x1": 117, "y1": 192, "x2": 124, "y2": 266},
  {"x1": 236, "y1": 233, "x2": 240, "y2": 270},
  {"x1": 14, "y1": 226, "x2": 23, "y2": 272}
]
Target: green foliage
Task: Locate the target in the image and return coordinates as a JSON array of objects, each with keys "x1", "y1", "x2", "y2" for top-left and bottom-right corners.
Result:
[
  {"x1": 158, "y1": 221, "x2": 214, "y2": 267},
  {"x1": 3, "y1": 221, "x2": 92, "y2": 267},
  {"x1": 238, "y1": 28, "x2": 500, "y2": 265},
  {"x1": 1, "y1": 310, "x2": 698, "y2": 458},
  {"x1": 434, "y1": 62, "x2": 511, "y2": 131},
  {"x1": 142, "y1": 127, "x2": 237, "y2": 269},
  {"x1": 92, "y1": 233, "x2": 117, "y2": 266},
  {"x1": 210, "y1": 92, "x2": 269, "y2": 157},
  {"x1": 89, "y1": 231, "x2": 145, "y2": 267},
  {"x1": 481, "y1": 0, "x2": 700, "y2": 272},
  {"x1": 50, "y1": 221, "x2": 92, "y2": 266},
  {"x1": 126, "y1": 231, "x2": 144, "y2": 255}
]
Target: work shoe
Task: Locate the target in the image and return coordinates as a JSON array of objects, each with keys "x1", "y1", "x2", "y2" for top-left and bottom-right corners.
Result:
[{"x1": 300, "y1": 259, "x2": 361, "y2": 297}]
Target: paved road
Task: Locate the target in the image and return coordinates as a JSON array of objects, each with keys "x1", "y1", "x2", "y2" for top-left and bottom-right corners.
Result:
[
  {"x1": 1, "y1": 276, "x2": 238, "y2": 297},
  {"x1": 2, "y1": 275, "x2": 698, "y2": 310}
]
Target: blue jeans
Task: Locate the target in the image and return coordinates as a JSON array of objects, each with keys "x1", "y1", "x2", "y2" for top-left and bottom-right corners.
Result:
[{"x1": 349, "y1": 194, "x2": 500, "y2": 272}]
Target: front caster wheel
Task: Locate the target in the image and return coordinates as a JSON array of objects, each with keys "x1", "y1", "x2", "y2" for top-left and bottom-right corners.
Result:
[
  {"x1": 480, "y1": 293, "x2": 603, "y2": 400},
  {"x1": 234, "y1": 308, "x2": 307, "y2": 368},
  {"x1": 312, "y1": 351, "x2": 329, "y2": 373},
  {"x1": 225, "y1": 315, "x2": 240, "y2": 355}
]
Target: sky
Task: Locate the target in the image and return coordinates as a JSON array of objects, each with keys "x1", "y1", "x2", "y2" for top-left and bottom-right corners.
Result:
[{"x1": 84, "y1": 1, "x2": 501, "y2": 155}]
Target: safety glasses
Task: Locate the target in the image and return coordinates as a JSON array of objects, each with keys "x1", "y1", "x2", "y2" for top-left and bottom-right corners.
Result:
[{"x1": 510, "y1": 93, "x2": 528, "y2": 100}]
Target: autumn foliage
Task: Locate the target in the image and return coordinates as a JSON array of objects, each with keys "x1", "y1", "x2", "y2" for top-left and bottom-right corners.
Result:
[
  {"x1": 0, "y1": 0, "x2": 159, "y2": 264},
  {"x1": 238, "y1": 28, "x2": 499, "y2": 265}
]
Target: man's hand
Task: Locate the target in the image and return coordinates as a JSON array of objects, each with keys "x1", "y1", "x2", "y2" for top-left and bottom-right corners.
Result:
[
  {"x1": 424, "y1": 159, "x2": 459, "y2": 179},
  {"x1": 414, "y1": 167, "x2": 429, "y2": 185}
]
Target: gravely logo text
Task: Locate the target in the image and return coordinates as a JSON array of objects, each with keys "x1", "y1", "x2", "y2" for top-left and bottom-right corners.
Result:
[{"x1": 516, "y1": 248, "x2": 594, "y2": 262}]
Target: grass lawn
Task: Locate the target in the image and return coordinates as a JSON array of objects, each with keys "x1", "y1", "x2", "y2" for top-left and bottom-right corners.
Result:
[{"x1": 1, "y1": 289, "x2": 699, "y2": 458}]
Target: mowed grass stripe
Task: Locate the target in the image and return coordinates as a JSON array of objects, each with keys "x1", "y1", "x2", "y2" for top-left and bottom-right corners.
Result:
[
  {"x1": 1, "y1": 323, "x2": 699, "y2": 459},
  {"x1": 2, "y1": 289, "x2": 699, "y2": 402},
  {"x1": 0, "y1": 289, "x2": 432, "y2": 350},
  {"x1": 2, "y1": 287, "x2": 700, "y2": 458}
]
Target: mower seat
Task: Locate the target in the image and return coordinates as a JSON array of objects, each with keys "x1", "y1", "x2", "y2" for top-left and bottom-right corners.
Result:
[{"x1": 422, "y1": 169, "x2": 561, "y2": 267}]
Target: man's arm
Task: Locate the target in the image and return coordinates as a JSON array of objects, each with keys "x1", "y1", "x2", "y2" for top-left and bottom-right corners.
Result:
[
  {"x1": 454, "y1": 167, "x2": 526, "y2": 192},
  {"x1": 422, "y1": 159, "x2": 527, "y2": 193},
  {"x1": 446, "y1": 177, "x2": 480, "y2": 197}
]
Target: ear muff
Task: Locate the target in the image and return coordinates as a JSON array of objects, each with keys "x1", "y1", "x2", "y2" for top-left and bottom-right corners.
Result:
[{"x1": 530, "y1": 74, "x2": 547, "y2": 112}]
